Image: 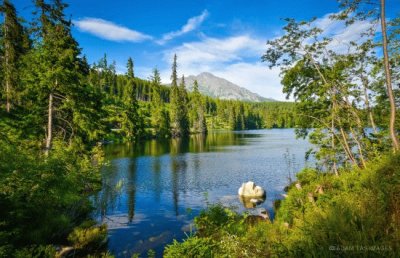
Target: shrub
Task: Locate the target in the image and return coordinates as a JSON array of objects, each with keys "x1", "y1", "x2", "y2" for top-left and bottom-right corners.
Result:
[
  {"x1": 164, "y1": 237, "x2": 216, "y2": 258},
  {"x1": 68, "y1": 222, "x2": 107, "y2": 250}
]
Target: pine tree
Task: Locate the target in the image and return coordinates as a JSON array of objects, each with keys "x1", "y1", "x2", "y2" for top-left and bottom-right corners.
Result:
[
  {"x1": 170, "y1": 54, "x2": 182, "y2": 136},
  {"x1": 24, "y1": 0, "x2": 100, "y2": 153},
  {"x1": 178, "y1": 75, "x2": 190, "y2": 136},
  {"x1": 150, "y1": 68, "x2": 170, "y2": 138},
  {"x1": 169, "y1": 55, "x2": 190, "y2": 137},
  {"x1": 229, "y1": 105, "x2": 237, "y2": 130},
  {"x1": 120, "y1": 57, "x2": 141, "y2": 141},
  {"x1": 190, "y1": 80, "x2": 207, "y2": 134},
  {"x1": 1, "y1": 0, "x2": 26, "y2": 112},
  {"x1": 127, "y1": 57, "x2": 134, "y2": 79}
]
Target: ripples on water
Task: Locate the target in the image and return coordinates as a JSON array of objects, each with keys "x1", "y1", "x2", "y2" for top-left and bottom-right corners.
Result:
[{"x1": 93, "y1": 129, "x2": 312, "y2": 257}]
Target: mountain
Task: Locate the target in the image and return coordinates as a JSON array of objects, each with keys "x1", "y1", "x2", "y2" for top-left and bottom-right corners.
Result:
[{"x1": 177, "y1": 72, "x2": 275, "y2": 102}]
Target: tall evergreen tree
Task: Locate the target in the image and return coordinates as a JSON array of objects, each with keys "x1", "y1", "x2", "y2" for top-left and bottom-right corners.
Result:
[
  {"x1": 190, "y1": 80, "x2": 207, "y2": 134},
  {"x1": 0, "y1": 0, "x2": 26, "y2": 112},
  {"x1": 23, "y1": 0, "x2": 98, "y2": 153},
  {"x1": 178, "y1": 75, "x2": 190, "y2": 136},
  {"x1": 150, "y1": 68, "x2": 170, "y2": 137},
  {"x1": 127, "y1": 57, "x2": 134, "y2": 79},
  {"x1": 120, "y1": 57, "x2": 141, "y2": 140},
  {"x1": 169, "y1": 54, "x2": 188, "y2": 137}
]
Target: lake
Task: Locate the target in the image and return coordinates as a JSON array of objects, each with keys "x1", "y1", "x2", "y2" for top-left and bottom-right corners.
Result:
[{"x1": 93, "y1": 129, "x2": 312, "y2": 257}]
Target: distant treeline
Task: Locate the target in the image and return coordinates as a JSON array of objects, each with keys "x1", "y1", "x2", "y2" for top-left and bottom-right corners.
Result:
[{"x1": 86, "y1": 54, "x2": 298, "y2": 141}]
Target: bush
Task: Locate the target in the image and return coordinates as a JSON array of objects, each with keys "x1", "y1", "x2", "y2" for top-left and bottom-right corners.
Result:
[
  {"x1": 164, "y1": 237, "x2": 216, "y2": 258},
  {"x1": 0, "y1": 140, "x2": 102, "y2": 256},
  {"x1": 68, "y1": 222, "x2": 107, "y2": 250},
  {"x1": 194, "y1": 204, "x2": 245, "y2": 237}
]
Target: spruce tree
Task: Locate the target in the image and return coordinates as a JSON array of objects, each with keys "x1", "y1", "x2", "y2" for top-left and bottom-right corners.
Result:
[
  {"x1": 150, "y1": 68, "x2": 170, "y2": 137},
  {"x1": 190, "y1": 80, "x2": 207, "y2": 134},
  {"x1": 178, "y1": 75, "x2": 190, "y2": 136},
  {"x1": 127, "y1": 57, "x2": 134, "y2": 79},
  {"x1": 1, "y1": 0, "x2": 26, "y2": 112},
  {"x1": 23, "y1": 0, "x2": 101, "y2": 153},
  {"x1": 120, "y1": 57, "x2": 141, "y2": 141},
  {"x1": 169, "y1": 54, "x2": 182, "y2": 136},
  {"x1": 169, "y1": 55, "x2": 190, "y2": 137}
]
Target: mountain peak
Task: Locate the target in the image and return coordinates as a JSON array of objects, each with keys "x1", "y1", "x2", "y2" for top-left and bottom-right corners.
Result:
[
  {"x1": 197, "y1": 72, "x2": 215, "y2": 77},
  {"x1": 178, "y1": 72, "x2": 275, "y2": 102}
]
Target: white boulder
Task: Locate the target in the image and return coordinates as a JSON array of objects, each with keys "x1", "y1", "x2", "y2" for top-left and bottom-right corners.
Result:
[{"x1": 238, "y1": 181, "x2": 265, "y2": 198}]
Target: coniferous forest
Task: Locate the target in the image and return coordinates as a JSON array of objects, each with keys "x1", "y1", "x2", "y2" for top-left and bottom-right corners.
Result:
[{"x1": 1, "y1": 0, "x2": 400, "y2": 257}]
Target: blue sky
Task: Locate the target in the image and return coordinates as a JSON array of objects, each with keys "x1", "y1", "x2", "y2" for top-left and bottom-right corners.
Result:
[{"x1": 12, "y1": 0, "x2": 400, "y2": 100}]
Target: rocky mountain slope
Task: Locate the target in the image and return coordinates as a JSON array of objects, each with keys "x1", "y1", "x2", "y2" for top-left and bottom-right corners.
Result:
[{"x1": 177, "y1": 72, "x2": 275, "y2": 102}]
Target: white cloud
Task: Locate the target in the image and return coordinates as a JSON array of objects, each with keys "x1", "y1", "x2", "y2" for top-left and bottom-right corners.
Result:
[
  {"x1": 216, "y1": 63, "x2": 284, "y2": 100},
  {"x1": 311, "y1": 13, "x2": 377, "y2": 53},
  {"x1": 157, "y1": 10, "x2": 209, "y2": 44},
  {"x1": 75, "y1": 18, "x2": 152, "y2": 42},
  {"x1": 164, "y1": 35, "x2": 264, "y2": 67}
]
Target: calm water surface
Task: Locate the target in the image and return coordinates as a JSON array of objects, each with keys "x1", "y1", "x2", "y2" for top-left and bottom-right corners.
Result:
[{"x1": 93, "y1": 129, "x2": 312, "y2": 257}]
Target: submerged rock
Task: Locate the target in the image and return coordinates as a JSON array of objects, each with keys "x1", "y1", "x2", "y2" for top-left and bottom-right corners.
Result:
[{"x1": 238, "y1": 181, "x2": 266, "y2": 198}]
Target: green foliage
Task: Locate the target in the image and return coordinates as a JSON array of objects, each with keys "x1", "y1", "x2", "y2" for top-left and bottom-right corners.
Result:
[
  {"x1": 262, "y1": 14, "x2": 395, "y2": 172},
  {"x1": 146, "y1": 249, "x2": 156, "y2": 258},
  {"x1": 295, "y1": 168, "x2": 319, "y2": 185},
  {"x1": 189, "y1": 80, "x2": 207, "y2": 134},
  {"x1": 170, "y1": 57, "x2": 190, "y2": 137},
  {"x1": 13, "y1": 245, "x2": 56, "y2": 258},
  {"x1": 0, "y1": 137, "x2": 102, "y2": 256},
  {"x1": 150, "y1": 68, "x2": 171, "y2": 138},
  {"x1": 164, "y1": 237, "x2": 216, "y2": 258},
  {"x1": 194, "y1": 204, "x2": 246, "y2": 238},
  {"x1": 68, "y1": 221, "x2": 107, "y2": 250}
]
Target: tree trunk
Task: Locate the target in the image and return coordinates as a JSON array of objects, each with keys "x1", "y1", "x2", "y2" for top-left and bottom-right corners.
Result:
[
  {"x1": 350, "y1": 127, "x2": 367, "y2": 169},
  {"x1": 331, "y1": 113, "x2": 339, "y2": 176},
  {"x1": 361, "y1": 75, "x2": 377, "y2": 133},
  {"x1": 339, "y1": 127, "x2": 358, "y2": 166},
  {"x1": 380, "y1": 0, "x2": 399, "y2": 151},
  {"x1": 45, "y1": 92, "x2": 54, "y2": 155},
  {"x1": 4, "y1": 13, "x2": 10, "y2": 113},
  {"x1": 5, "y1": 80, "x2": 10, "y2": 113}
]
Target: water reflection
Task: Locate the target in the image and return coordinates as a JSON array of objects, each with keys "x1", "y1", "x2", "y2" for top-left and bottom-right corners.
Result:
[
  {"x1": 239, "y1": 196, "x2": 266, "y2": 209},
  {"x1": 127, "y1": 159, "x2": 137, "y2": 222},
  {"x1": 94, "y1": 129, "x2": 312, "y2": 258},
  {"x1": 102, "y1": 131, "x2": 259, "y2": 158}
]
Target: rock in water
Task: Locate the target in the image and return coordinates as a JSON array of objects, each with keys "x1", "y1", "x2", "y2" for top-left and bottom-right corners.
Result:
[{"x1": 238, "y1": 181, "x2": 266, "y2": 198}]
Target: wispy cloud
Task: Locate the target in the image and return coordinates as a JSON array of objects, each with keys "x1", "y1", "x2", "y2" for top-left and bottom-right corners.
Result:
[
  {"x1": 74, "y1": 18, "x2": 152, "y2": 42},
  {"x1": 311, "y1": 13, "x2": 377, "y2": 53},
  {"x1": 157, "y1": 10, "x2": 209, "y2": 45},
  {"x1": 164, "y1": 35, "x2": 264, "y2": 66}
]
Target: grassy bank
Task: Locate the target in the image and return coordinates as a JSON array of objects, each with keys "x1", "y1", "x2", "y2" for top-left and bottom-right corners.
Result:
[{"x1": 164, "y1": 153, "x2": 400, "y2": 257}]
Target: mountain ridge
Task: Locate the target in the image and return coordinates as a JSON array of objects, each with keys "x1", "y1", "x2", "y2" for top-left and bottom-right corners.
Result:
[{"x1": 177, "y1": 72, "x2": 276, "y2": 102}]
